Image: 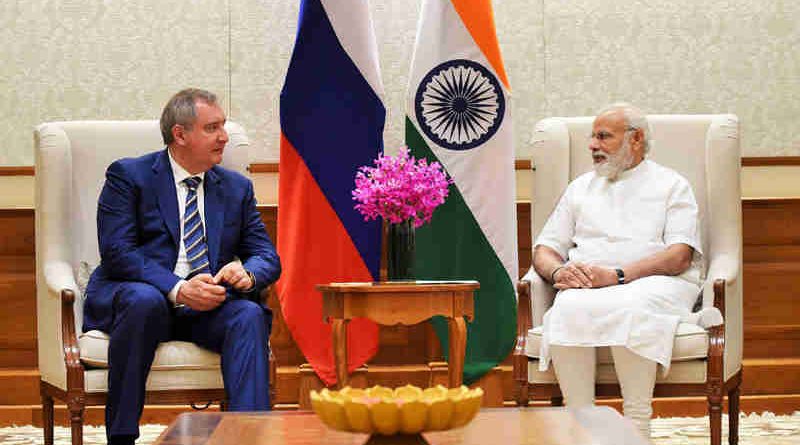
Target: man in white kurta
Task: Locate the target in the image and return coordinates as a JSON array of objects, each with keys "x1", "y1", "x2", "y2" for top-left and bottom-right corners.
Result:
[
  {"x1": 538, "y1": 158, "x2": 703, "y2": 370},
  {"x1": 532, "y1": 103, "x2": 718, "y2": 440}
]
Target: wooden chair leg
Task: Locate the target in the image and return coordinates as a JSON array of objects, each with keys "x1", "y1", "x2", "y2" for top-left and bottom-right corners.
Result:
[
  {"x1": 708, "y1": 393, "x2": 723, "y2": 445},
  {"x1": 728, "y1": 386, "x2": 740, "y2": 445},
  {"x1": 68, "y1": 400, "x2": 85, "y2": 445},
  {"x1": 41, "y1": 390, "x2": 54, "y2": 445},
  {"x1": 515, "y1": 381, "x2": 530, "y2": 407},
  {"x1": 551, "y1": 396, "x2": 564, "y2": 407}
]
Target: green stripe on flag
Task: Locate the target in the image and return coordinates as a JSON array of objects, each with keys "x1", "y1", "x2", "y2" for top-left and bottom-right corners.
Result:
[{"x1": 406, "y1": 117, "x2": 517, "y2": 384}]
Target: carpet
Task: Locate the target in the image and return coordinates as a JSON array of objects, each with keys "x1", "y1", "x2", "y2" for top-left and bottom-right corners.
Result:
[
  {"x1": 650, "y1": 412, "x2": 800, "y2": 444},
  {"x1": 0, "y1": 413, "x2": 798, "y2": 444}
]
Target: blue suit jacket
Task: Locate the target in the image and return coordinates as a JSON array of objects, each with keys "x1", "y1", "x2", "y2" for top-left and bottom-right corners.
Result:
[{"x1": 84, "y1": 149, "x2": 281, "y2": 333}]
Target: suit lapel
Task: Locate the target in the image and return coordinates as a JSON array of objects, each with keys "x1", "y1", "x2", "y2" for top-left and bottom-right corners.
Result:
[
  {"x1": 204, "y1": 167, "x2": 225, "y2": 274},
  {"x1": 153, "y1": 150, "x2": 180, "y2": 248}
]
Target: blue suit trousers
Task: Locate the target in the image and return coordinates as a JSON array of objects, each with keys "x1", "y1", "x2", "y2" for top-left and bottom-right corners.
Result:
[{"x1": 105, "y1": 282, "x2": 272, "y2": 441}]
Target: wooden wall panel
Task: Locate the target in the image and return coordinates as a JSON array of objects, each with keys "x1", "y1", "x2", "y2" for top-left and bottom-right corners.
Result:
[
  {"x1": 0, "y1": 274, "x2": 37, "y2": 368},
  {"x1": 742, "y1": 199, "x2": 800, "y2": 246},
  {"x1": 0, "y1": 209, "x2": 36, "y2": 368},
  {"x1": 0, "y1": 210, "x2": 35, "y2": 257},
  {"x1": 742, "y1": 199, "x2": 800, "y2": 361},
  {"x1": 744, "y1": 326, "x2": 800, "y2": 359},
  {"x1": 743, "y1": 264, "x2": 800, "y2": 326}
]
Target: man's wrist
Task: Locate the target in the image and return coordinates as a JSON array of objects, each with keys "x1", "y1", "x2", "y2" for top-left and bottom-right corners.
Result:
[
  {"x1": 550, "y1": 265, "x2": 565, "y2": 283},
  {"x1": 169, "y1": 280, "x2": 186, "y2": 307},
  {"x1": 243, "y1": 269, "x2": 256, "y2": 292},
  {"x1": 615, "y1": 268, "x2": 625, "y2": 285}
]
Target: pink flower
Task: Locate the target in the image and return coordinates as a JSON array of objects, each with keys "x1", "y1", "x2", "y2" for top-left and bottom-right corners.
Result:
[{"x1": 352, "y1": 147, "x2": 452, "y2": 228}]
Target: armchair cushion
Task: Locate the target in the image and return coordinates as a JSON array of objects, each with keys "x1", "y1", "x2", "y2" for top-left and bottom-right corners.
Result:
[
  {"x1": 526, "y1": 357, "x2": 708, "y2": 385},
  {"x1": 525, "y1": 322, "x2": 708, "y2": 364},
  {"x1": 78, "y1": 330, "x2": 221, "y2": 370},
  {"x1": 75, "y1": 261, "x2": 97, "y2": 297},
  {"x1": 84, "y1": 368, "x2": 224, "y2": 393}
]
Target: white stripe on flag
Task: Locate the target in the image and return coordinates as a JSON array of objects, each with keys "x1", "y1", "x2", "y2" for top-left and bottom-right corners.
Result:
[{"x1": 321, "y1": 0, "x2": 384, "y2": 98}]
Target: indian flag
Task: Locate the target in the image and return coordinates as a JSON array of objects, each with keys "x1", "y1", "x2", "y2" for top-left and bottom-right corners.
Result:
[{"x1": 406, "y1": 0, "x2": 517, "y2": 384}]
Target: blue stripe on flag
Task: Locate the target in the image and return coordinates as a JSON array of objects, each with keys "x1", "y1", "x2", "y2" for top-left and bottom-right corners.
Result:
[{"x1": 280, "y1": 0, "x2": 384, "y2": 279}]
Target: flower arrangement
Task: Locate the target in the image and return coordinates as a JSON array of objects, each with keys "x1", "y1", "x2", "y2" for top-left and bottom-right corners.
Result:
[{"x1": 352, "y1": 148, "x2": 452, "y2": 228}]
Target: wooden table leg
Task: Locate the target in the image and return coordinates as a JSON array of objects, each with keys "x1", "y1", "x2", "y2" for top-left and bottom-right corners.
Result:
[
  {"x1": 447, "y1": 316, "x2": 467, "y2": 387},
  {"x1": 332, "y1": 319, "x2": 349, "y2": 389}
]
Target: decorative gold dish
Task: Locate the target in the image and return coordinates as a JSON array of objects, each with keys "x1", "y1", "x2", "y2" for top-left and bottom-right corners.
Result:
[{"x1": 310, "y1": 384, "x2": 483, "y2": 444}]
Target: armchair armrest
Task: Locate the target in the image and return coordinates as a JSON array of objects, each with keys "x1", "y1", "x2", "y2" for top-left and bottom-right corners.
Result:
[
  {"x1": 706, "y1": 279, "x2": 727, "y2": 406},
  {"x1": 512, "y1": 270, "x2": 557, "y2": 406},
  {"x1": 37, "y1": 260, "x2": 82, "y2": 390},
  {"x1": 44, "y1": 260, "x2": 79, "y2": 297},
  {"x1": 513, "y1": 280, "x2": 531, "y2": 406},
  {"x1": 514, "y1": 280, "x2": 532, "y2": 368},
  {"x1": 523, "y1": 267, "x2": 556, "y2": 327},
  {"x1": 703, "y1": 253, "x2": 739, "y2": 308},
  {"x1": 60, "y1": 289, "x2": 86, "y2": 392},
  {"x1": 707, "y1": 259, "x2": 743, "y2": 381},
  {"x1": 45, "y1": 260, "x2": 84, "y2": 375}
]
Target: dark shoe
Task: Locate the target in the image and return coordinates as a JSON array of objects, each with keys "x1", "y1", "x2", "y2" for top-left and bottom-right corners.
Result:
[{"x1": 108, "y1": 434, "x2": 136, "y2": 445}]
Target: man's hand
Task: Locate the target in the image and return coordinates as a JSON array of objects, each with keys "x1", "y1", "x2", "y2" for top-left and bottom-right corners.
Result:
[
  {"x1": 588, "y1": 266, "x2": 619, "y2": 288},
  {"x1": 214, "y1": 261, "x2": 254, "y2": 291},
  {"x1": 176, "y1": 274, "x2": 226, "y2": 311},
  {"x1": 553, "y1": 262, "x2": 594, "y2": 290},
  {"x1": 554, "y1": 264, "x2": 619, "y2": 290}
]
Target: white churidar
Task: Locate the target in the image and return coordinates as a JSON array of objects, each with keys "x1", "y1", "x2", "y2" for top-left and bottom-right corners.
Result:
[{"x1": 550, "y1": 344, "x2": 657, "y2": 440}]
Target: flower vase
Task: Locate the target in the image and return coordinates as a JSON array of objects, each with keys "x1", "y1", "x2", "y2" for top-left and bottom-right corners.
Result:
[{"x1": 387, "y1": 220, "x2": 415, "y2": 281}]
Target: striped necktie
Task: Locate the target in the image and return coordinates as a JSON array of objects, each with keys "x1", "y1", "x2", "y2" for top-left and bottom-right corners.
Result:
[{"x1": 182, "y1": 176, "x2": 210, "y2": 277}]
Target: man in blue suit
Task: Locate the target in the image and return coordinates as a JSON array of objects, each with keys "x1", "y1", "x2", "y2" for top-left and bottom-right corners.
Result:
[{"x1": 83, "y1": 88, "x2": 281, "y2": 445}]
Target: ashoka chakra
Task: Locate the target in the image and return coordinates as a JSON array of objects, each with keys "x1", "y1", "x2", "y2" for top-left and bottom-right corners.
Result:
[{"x1": 414, "y1": 59, "x2": 505, "y2": 151}]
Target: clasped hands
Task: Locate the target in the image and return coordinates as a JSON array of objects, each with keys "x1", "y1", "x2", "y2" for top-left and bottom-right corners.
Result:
[
  {"x1": 176, "y1": 262, "x2": 253, "y2": 311},
  {"x1": 552, "y1": 262, "x2": 618, "y2": 290}
]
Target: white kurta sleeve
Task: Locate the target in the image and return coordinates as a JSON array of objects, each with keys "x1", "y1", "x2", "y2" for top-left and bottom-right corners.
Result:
[
  {"x1": 663, "y1": 177, "x2": 703, "y2": 256},
  {"x1": 534, "y1": 186, "x2": 576, "y2": 260}
]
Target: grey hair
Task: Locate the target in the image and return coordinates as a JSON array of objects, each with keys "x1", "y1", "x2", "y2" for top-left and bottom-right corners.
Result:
[
  {"x1": 597, "y1": 102, "x2": 653, "y2": 154},
  {"x1": 160, "y1": 88, "x2": 218, "y2": 145}
]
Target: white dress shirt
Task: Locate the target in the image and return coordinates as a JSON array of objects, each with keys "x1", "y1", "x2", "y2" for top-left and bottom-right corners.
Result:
[{"x1": 166, "y1": 149, "x2": 206, "y2": 304}]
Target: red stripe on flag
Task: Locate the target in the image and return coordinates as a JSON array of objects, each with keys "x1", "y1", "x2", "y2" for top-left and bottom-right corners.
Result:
[{"x1": 276, "y1": 134, "x2": 379, "y2": 386}]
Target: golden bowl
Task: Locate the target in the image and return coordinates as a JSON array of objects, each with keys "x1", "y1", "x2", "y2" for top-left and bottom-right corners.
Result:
[{"x1": 310, "y1": 384, "x2": 483, "y2": 435}]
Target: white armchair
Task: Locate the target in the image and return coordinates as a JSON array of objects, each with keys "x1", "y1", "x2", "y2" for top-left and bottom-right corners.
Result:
[
  {"x1": 513, "y1": 115, "x2": 742, "y2": 445},
  {"x1": 34, "y1": 120, "x2": 273, "y2": 445}
]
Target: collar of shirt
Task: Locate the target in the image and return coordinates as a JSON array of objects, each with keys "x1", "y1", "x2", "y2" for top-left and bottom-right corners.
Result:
[
  {"x1": 615, "y1": 158, "x2": 650, "y2": 182},
  {"x1": 167, "y1": 147, "x2": 206, "y2": 187}
]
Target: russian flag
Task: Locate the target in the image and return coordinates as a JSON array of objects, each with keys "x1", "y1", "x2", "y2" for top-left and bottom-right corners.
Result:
[{"x1": 277, "y1": 0, "x2": 384, "y2": 386}]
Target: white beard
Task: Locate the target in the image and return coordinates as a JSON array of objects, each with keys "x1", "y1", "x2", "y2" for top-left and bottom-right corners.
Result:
[{"x1": 593, "y1": 137, "x2": 635, "y2": 181}]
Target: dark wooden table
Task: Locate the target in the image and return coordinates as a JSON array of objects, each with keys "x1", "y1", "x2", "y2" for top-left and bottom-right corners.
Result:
[
  {"x1": 153, "y1": 407, "x2": 648, "y2": 445},
  {"x1": 316, "y1": 281, "x2": 478, "y2": 388}
]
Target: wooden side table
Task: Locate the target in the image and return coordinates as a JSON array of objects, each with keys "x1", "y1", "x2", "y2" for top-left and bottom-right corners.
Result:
[{"x1": 317, "y1": 281, "x2": 478, "y2": 388}]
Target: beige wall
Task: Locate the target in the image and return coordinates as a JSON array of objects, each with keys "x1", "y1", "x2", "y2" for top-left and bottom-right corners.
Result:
[{"x1": 1, "y1": 0, "x2": 799, "y2": 167}]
